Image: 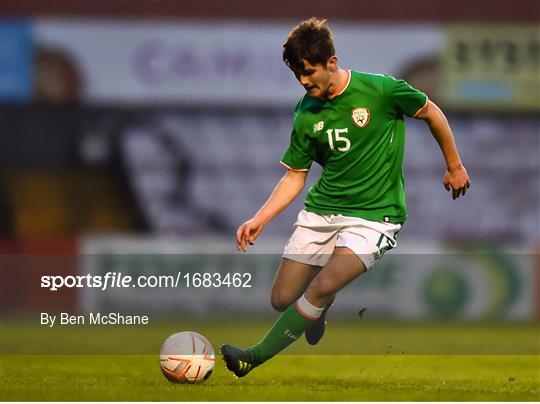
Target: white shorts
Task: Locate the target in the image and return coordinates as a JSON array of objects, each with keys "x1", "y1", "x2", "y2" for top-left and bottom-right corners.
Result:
[{"x1": 283, "y1": 210, "x2": 402, "y2": 270}]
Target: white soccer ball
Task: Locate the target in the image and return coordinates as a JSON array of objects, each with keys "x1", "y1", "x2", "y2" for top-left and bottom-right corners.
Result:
[{"x1": 159, "y1": 331, "x2": 215, "y2": 383}]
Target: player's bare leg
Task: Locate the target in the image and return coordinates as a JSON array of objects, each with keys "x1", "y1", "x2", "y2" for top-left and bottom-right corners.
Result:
[
  {"x1": 270, "y1": 258, "x2": 334, "y2": 345},
  {"x1": 222, "y1": 259, "x2": 318, "y2": 377},
  {"x1": 222, "y1": 247, "x2": 366, "y2": 378},
  {"x1": 304, "y1": 247, "x2": 367, "y2": 308},
  {"x1": 270, "y1": 258, "x2": 320, "y2": 311}
]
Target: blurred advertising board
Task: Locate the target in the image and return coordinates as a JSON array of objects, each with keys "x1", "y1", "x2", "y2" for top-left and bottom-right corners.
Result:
[
  {"x1": 0, "y1": 20, "x2": 32, "y2": 102},
  {"x1": 32, "y1": 19, "x2": 539, "y2": 111},
  {"x1": 440, "y1": 25, "x2": 540, "y2": 112},
  {"x1": 79, "y1": 237, "x2": 538, "y2": 321},
  {"x1": 33, "y1": 19, "x2": 442, "y2": 106}
]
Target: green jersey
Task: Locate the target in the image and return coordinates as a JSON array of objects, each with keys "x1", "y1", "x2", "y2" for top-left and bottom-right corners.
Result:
[{"x1": 280, "y1": 70, "x2": 427, "y2": 223}]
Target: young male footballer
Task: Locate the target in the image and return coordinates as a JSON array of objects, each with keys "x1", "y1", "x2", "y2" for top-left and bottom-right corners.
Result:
[{"x1": 221, "y1": 17, "x2": 470, "y2": 377}]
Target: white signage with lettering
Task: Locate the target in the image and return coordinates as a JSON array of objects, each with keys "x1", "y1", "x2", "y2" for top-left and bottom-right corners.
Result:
[{"x1": 34, "y1": 19, "x2": 442, "y2": 105}]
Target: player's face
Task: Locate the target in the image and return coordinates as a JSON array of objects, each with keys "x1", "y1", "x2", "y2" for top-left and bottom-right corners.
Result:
[{"x1": 294, "y1": 59, "x2": 335, "y2": 99}]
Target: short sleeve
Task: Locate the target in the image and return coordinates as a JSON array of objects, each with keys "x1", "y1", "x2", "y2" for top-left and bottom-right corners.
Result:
[
  {"x1": 280, "y1": 127, "x2": 313, "y2": 172},
  {"x1": 384, "y1": 75, "x2": 428, "y2": 118}
]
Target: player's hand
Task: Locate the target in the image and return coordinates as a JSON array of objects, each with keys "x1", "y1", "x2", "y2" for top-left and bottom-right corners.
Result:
[
  {"x1": 443, "y1": 164, "x2": 470, "y2": 200},
  {"x1": 236, "y1": 217, "x2": 265, "y2": 252}
]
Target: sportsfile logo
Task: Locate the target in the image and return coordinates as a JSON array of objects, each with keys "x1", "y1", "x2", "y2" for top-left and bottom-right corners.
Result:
[
  {"x1": 40, "y1": 272, "x2": 182, "y2": 291},
  {"x1": 40, "y1": 271, "x2": 253, "y2": 291}
]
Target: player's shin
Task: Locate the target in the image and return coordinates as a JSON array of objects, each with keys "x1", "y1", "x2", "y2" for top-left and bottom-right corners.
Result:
[{"x1": 249, "y1": 294, "x2": 324, "y2": 364}]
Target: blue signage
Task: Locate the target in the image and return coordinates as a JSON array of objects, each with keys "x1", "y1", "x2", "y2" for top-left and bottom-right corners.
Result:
[{"x1": 0, "y1": 20, "x2": 32, "y2": 103}]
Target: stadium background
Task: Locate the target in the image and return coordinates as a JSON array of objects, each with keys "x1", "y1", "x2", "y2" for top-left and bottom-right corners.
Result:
[
  {"x1": 1, "y1": 0, "x2": 538, "y2": 321},
  {"x1": 0, "y1": 1, "x2": 539, "y2": 401}
]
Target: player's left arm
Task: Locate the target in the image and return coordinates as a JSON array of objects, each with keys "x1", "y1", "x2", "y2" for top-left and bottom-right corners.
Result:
[{"x1": 415, "y1": 100, "x2": 470, "y2": 200}]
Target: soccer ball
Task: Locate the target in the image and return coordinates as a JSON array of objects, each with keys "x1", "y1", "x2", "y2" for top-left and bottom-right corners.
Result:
[{"x1": 159, "y1": 331, "x2": 215, "y2": 383}]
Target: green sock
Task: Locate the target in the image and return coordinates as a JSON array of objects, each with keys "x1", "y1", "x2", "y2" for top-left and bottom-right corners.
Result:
[{"x1": 248, "y1": 302, "x2": 318, "y2": 364}]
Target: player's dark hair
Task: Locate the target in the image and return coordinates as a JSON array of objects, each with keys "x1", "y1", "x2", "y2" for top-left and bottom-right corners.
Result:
[{"x1": 283, "y1": 17, "x2": 335, "y2": 74}]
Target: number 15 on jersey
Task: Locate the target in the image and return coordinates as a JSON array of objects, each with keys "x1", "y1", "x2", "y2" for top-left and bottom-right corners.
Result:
[{"x1": 327, "y1": 128, "x2": 350, "y2": 152}]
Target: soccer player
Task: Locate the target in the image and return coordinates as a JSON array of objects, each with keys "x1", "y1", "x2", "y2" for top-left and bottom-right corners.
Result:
[{"x1": 221, "y1": 17, "x2": 470, "y2": 377}]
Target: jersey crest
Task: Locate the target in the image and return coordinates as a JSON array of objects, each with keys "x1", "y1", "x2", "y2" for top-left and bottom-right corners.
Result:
[{"x1": 351, "y1": 108, "x2": 370, "y2": 128}]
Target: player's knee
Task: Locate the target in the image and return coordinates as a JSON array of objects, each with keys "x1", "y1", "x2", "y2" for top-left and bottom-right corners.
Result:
[
  {"x1": 270, "y1": 291, "x2": 292, "y2": 312},
  {"x1": 270, "y1": 298, "x2": 289, "y2": 312},
  {"x1": 308, "y1": 276, "x2": 337, "y2": 301}
]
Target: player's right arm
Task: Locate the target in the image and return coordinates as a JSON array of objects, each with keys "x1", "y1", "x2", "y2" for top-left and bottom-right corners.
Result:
[{"x1": 236, "y1": 169, "x2": 307, "y2": 252}]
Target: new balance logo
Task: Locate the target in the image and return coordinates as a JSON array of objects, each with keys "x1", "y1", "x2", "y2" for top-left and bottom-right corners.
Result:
[{"x1": 313, "y1": 121, "x2": 324, "y2": 133}]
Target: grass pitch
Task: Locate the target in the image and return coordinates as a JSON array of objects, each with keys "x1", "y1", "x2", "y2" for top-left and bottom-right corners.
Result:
[{"x1": 1, "y1": 320, "x2": 539, "y2": 401}]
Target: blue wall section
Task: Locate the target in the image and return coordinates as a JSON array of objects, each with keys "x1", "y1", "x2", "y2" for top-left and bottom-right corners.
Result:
[{"x1": 0, "y1": 20, "x2": 32, "y2": 103}]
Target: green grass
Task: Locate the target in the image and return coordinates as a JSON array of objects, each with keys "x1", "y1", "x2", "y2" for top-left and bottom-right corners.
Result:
[
  {"x1": 3, "y1": 319, "x2": 539, "y2": 355},
  {"x1": 1, "y1": 320, "x2": 539, "y2": 401},
  {"x1": 2, "y1": 355, "x2": 539, "y2": 401}
]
